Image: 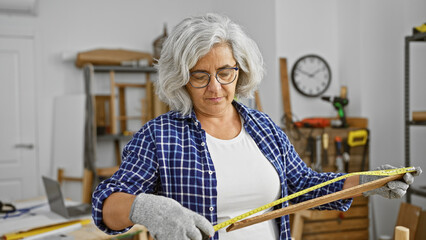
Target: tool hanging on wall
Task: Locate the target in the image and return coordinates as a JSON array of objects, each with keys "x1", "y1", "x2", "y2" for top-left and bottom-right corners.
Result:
[
  {"x1": 360, "y1": 135, "x2": 369, "y2": 171},
  {"x1": 321, "y1": 96, "x2": 349, "y2": 128},
  {"x1": 294, "y1": 117, "x2": 330, "y2": 128},
  {"x1": 305, "y1": 135, "x2": 315, "y2": 167},
  {"x1": 322, "y1": 133, "x2": 329, "y2": 167},
  {"x1": 343, "y1": 129, "x2": 369, "y2": 172},
  {"x1": 347, "y1": 129, "x2": 368, "y2": 147},
  {"x1": 334, "y1": 136, "x2": 345, "y2": 173},
  {"x1": 314, "y1": 135, "x2": 322, "y2": 172},
  {"x1": 213, "y1": 167, "x2": 418, "y2": 232},
  {"x1": 343, "y1": 137, "x2": 351, "y2": 173}
]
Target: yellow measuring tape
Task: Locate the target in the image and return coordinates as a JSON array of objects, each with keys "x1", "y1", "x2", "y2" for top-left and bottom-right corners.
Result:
[{"x1": 213, "y1": 166, "x2": 417, "y2": 232}]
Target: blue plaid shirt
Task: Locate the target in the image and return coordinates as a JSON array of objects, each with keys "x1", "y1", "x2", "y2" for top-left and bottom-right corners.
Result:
[{"x1": 92, "y1": 101, "x2": 352, "y2": 240}]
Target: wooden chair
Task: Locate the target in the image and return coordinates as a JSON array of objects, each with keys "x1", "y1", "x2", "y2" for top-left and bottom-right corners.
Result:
[
  {"x1": 57, "y1": 168, "x2": 93, "y2": 204},
  {"x1": 109, "y1": 68, "x2": 154, "y2": 135},
  {"x1": 394, "y1": 202, "x2": 426, "y2": 240}
]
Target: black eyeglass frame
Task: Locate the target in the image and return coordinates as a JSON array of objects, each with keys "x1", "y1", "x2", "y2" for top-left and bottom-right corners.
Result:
[{"x1": 188, "y1": 64, "x2": 239, "y2": 89}]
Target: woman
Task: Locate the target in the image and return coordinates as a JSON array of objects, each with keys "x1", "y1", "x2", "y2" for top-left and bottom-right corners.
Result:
[{"x1": 92, "y1": 13, "x2": 420, "y2": 240}]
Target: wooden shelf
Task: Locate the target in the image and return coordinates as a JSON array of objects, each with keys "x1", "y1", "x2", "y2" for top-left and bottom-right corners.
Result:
[
  {"x1": 408, "y1": 121, "x2": 426, "y2": 126},
  {"x1": 92, "y1": 65, "x2": 157, "y2": 73},
  {"x1": 404, "y1": 33, "x2": 426, "y2": 203},
  {"x1": 97, "y1": 134, "x2": 132, "y2": 141}
]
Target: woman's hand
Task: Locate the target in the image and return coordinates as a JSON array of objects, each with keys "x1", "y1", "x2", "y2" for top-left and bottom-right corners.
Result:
[
  {"x1": 360, "y1": 164, "x2": 422, "y2": 198},
  {"x1": 130, "y1": 193, "x2": 214, "y2": 240}
]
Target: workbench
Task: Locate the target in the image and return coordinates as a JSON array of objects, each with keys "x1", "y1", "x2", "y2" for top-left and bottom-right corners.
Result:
[
  {"x1": 288, "y1": 123, "x2": 370, "y2": 240},
  {"x1": 0, "y1": 197, "x2": 151, "y2": 240}
]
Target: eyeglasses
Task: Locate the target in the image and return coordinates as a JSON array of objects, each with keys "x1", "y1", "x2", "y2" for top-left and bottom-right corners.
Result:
[{"x1": 189, "y1": 64, "x2": 239, "y2": 88}]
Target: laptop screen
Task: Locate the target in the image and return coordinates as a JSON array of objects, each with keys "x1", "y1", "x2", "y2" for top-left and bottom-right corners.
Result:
[{"x1": 42, "y1": 176, "x2": 69, "y2": 217}]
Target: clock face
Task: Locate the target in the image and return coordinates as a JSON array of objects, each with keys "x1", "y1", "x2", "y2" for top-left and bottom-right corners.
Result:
[{"x1": 291, "y1": 55, "x2": 331, "y2": 97}]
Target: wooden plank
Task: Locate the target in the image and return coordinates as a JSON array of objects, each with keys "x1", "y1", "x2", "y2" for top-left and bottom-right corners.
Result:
[
  {"x1": 115, "y1": 83, "x2": 146, "y2": 88},
  {"x1": 114, "y1": 140, "x2": 121, "y2": 166},
  {"x1": 118, "y1": 86, "x2": 126, "y2": 133},
  {"x1": 76, "y1": 49, "x2": 153, "y2": 68},
  {"x1": 291, "y1": 210, "x2": 312, "y2": 240},
  {"x1": 303, "y1": 229, "x2": 368, "y2": 240},
  {"x1": 81, "y1": 169, "x2": 93, "y2": 204},
  {"x1": 412, "y1": 111, "x2": 426, "y2": 121},
  {"x1": 307, "y1": 205, "x2": 368, "y2": 220},
  {"x1": 303, "y1": 218, "x2": 368, "y2": 234},
  {"x1": 95, "y1": 95, "x2": 110, "y2": 130},
  {"x1": 280, "y1": 58, "x2": 292, "y2": 121},
  {"x1": 117, "y1": 116, "x2": 142, "y2": 120},
  {"x1": 395, "y1": 226, "x2": 410, "y2": 240},
  {"x1": 395, "y1": 202, "x2": 421, "y2": 240},
  {"x1": 96, "y1": 166, "x2": 119, "y2": 177},
  {"x1": 415, "y1": 210, "x2": 426, "y2": 240},
  {"x1": 351, "y1": 196, "x2": 368, "y2": 206},
  {"x1": 254, "y1": 91, "x2": 263, "y2": 112},
  {"x1": 69, "y1": 223, "x2": 149, "y2": 240},
  {"x1": 144, "y1": 74, "x2": 153, "y2": 123},
  {"x1": 109, "y1": 71, "x2": 117, "y2": 134},
  {"x1": 227, "y1": 174, "x2": 402, "y2": 232},
  {"x1": 346, "y1": 117, "x2": 368, "y2": 128},
  {"x1": 292, "y1": 211, "x2": 306, "y2": 240}
]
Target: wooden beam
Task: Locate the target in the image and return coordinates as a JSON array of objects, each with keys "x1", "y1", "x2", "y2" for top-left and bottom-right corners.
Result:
[
  {"x1": 109, "y1": 70, "x2": 117, "y2": 134},
  {"x1": 291, "y1": 209, "x2": 311, "y2": 240},
  {"x1": 226, "y1": 174, "x2": 403, "y2": 232},
  {"x1": 303, "y1": 230, "x2": 368, "y2": 240},
  {"x1": 254, "y1": 91, "x2": 263, "y2": 112},
  {"x1": 118, "y1": 86, "x2": 127, "y2": 133},
  {"x1": 280, "y1": 58, "x2": 292, "y2": 121}
]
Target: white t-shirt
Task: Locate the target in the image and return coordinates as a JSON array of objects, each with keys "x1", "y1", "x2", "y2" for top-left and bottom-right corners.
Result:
[{"x1": 206, "y1": 119, "x2": 281, "y2": 240}]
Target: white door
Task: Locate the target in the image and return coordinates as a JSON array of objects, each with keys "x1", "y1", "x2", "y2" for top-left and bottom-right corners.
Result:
[{"x1": 0, "y1": 36, "x2": 38, "y2": 201}]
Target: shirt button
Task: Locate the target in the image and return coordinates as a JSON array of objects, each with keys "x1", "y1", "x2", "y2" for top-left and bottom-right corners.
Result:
[
  {"x1": 194, "y1": 122, "x2": 198, "y2": 126},
  {"x1": 209, "y1": 207, "x2": 214, "y2": 212},
  {"x1": 201, "y1": 142, "x2": 205, "y2": 146},
  {"x1": 208, "y1": 171, "x2": 213, "y2": 175}
]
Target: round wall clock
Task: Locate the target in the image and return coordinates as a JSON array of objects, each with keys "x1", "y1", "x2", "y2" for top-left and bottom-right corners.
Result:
[{"x1": 291, "y1": 54, "x2": 331, "y2": 97}]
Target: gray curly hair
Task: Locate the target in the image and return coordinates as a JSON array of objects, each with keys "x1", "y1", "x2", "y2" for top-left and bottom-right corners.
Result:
[{"x1": 155, "y1": 13, "x2": 265, "y2": 116}]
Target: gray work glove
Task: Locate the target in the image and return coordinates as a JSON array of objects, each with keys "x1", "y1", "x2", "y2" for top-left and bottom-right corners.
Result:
[
  {"x1": 129, "y1": 193, "x2": 214, "y2": 240},
  {"x1": 360, "y1": 164, "x2": 422, "y2": 199}
]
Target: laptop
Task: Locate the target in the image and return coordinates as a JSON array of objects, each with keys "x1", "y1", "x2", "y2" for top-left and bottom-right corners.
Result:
[{"x1": 42, "y1": 176, "x2": 92, "y2": 218}]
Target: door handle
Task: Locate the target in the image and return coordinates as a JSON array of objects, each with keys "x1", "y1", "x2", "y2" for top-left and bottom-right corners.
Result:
[{"x1": 14, "y1": 144, "x2": 34, "y2": 149}]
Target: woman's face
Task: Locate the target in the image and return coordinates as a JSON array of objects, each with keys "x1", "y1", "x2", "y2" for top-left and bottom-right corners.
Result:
[{"x1": 186, "y1": 43, "x2": 238, "y2": 118}]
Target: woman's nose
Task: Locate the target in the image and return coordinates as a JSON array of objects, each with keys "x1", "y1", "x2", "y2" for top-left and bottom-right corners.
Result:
[{"x1": 206, "y1": 74, "x2": 221, "y2": 91}]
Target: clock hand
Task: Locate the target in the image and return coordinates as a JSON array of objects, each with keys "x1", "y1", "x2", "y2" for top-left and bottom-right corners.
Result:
[
  {"x1": 297, "y1": 69, "x2": 313, "y2": 77},
  {"x1": 312, "y1": 69, "x2": 322, "y2": 76}
]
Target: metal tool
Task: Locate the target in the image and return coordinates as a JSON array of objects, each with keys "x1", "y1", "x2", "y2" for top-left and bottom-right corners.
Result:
[
  {"x1": 321, "y1": 96, "x2": 349, "y2": 128},
  {"x1": 334, "y1": 136, "x2": 345, "y2": 173},
  {"x1": 314, "y1": 135, "x2": 322, "y2": 172},
  {"x1": 322, "y1": 133, "x2": 329, "y2": 166},
  {"x1": 343, "y1": 138, "x2": 350, "y2": 173}
]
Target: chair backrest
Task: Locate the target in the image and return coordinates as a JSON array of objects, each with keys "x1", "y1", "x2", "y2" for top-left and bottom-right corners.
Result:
[
  {"x1": 57, "y1": 168, "x2": 93, "y2": 204},
  {"x1": 395, "y1": 202, "x2": 422, "y2": 240}
]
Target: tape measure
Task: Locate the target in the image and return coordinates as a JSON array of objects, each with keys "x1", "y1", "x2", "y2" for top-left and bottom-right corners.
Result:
[{"x1": 213, "y1": 167, "x2": 417, "y2": 232}]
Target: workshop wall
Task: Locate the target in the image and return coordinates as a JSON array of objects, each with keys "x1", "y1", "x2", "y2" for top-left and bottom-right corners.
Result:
[
  {"x1": 276, "y1": 0, "x2": 341, "y2": 120},
  {"x1": 276, "y1": 0, "x2": 426, "y2": 238},
  {"x1": 33, "y1": 0, "x2": 223, "y2": 194},
  {"x1": 357, "y1": 0, "x2": 426, "y2": 238},
  {"x1": 1, "y1": 0, "x2": 424, "y2": 238},
  {"x1": 0, "y1": 0, "x2": 277, "y2": 197}
]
